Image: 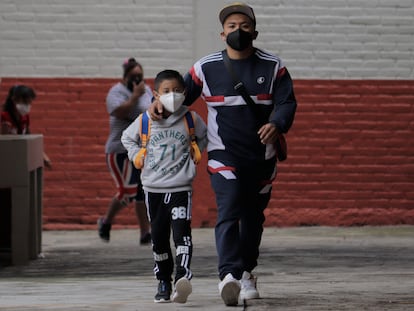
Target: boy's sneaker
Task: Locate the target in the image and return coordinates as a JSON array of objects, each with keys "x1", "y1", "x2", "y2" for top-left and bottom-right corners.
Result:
[
  {"x1": 218, "y1": 273, "x2": 241, "y2": 306},
  {"x1": 154, "y1": 280, "x2": 172, "y2": 303},
  {"x1": 172, "y1": 277, "x2": 192, "y2": 303},
  {"x1": 97, "y1": 218, "x2": 111, "y2": 242},
  {"x1": 240, "y1": 271, "x2": 260, "y2": 300},
  {"x1": 140, "y1": 232, "x2": 151, "y2": 245}
]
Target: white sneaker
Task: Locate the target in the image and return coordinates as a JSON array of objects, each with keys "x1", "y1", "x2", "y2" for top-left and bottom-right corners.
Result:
[
  {"x1": 240, "y1": 271, "x2": 260, "y2": 300},
  {"x1": 172, "y1": 277, "x2": 192, "y2": 303},
  {"x1": 218, "y1": 273, "x2": 241, "y2": 306}
]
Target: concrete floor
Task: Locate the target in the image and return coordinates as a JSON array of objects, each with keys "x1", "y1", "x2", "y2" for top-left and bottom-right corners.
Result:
[{"x1": 0, "y1": 226, "x2": 413, "y2": 310}]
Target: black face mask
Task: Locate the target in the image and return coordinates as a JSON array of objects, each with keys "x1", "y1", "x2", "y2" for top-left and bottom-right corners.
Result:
[
  {"x1": 226, "y1": 29, "x2": 253, "y2": 51},
  {"x1": 127, "y1": 74, "x2": 143, "y2": 92}
]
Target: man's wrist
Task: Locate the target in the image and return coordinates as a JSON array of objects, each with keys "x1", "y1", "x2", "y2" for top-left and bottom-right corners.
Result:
[{"x1": 269, "y1": 121, "x2": 280, "y2": 134}]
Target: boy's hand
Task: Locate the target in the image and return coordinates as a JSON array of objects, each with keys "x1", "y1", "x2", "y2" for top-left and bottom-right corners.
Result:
[
  {"x1": 133, "y1": 152, "x2": 145, "y2": 169},
  {"x1": 149, "y1": 100, "x2": 164, "y2": 121}
]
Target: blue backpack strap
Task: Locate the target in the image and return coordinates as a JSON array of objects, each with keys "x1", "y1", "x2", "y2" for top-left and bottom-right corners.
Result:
[
  {"x1": 140, "y1": 112, "x2": 150, "y2": 148},
  {"x1": 184, "y1": 111, "x2": 195, "y2": 136},
  {"x1": 133, "y1": 112, "x2": 151, "y2": 169}
]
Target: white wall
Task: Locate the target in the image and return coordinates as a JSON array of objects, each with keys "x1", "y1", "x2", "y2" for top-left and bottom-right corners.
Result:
[{"x1": 0, "y1": 0, "x2": 413, "y2": 79}]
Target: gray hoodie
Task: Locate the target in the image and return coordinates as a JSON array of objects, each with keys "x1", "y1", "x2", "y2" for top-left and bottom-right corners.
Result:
[{"x1": 121, "y1": 106, "x2": 207, "y2": 193}]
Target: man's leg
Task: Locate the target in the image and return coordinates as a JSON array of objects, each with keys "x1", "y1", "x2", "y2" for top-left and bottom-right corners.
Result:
[
  {"x1": 239, "y1": 160, "x2": 277, "y2": 300},
  {"x1": 211, "y1": 172, "x2": 243, "y2": 280},
  {"x1": 209, "y1": 163, "x2": 242, "y2": 306},
  {"x1": 240, "y1": 160, "x2": 276, "y2": 272}
]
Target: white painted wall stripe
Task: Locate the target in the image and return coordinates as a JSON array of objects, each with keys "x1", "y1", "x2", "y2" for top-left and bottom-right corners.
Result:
[{"x1": 0, "y1": 0, "x2": 413, "y2": 79}]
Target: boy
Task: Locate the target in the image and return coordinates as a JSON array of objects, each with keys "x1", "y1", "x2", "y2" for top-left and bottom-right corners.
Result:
[{"x1": 121, "y1": 69, "x2": 207, "y2": 303}]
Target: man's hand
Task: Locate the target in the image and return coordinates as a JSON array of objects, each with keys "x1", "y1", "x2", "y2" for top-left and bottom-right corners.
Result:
[
  {"x1": 258, "y1": 123, "x2": 279, "y2": 144},
  {"x1": 148, "y1": 99, "x2": 164, "y2": 121}
]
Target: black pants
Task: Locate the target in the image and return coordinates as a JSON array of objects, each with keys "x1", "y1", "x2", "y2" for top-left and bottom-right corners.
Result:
[
  {"x1": 210, "y1": 158, "x2": 277, "y2": 280},
  {"x1": 145, "y1": 191, "x2": 193, "y2": 283}
]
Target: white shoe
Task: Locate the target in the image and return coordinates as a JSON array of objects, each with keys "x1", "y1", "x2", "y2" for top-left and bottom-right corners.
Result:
[
  {"x1": 172, "y1": 277, "x2": 192, "y2": 303},
  {"x1": 240, "y1": 271, "x2": 260, "y2": 300},
  {"x1": 218, "y1": 273, "x2": 241, "y2": 306}
]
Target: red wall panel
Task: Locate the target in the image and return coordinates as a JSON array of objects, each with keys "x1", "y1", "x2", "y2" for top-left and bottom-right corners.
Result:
[{"x1": 1, "y1": 78, "x2": 413, "y2": 229}]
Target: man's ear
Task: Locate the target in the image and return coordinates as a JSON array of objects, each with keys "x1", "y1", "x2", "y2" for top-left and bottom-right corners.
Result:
[
  {"x1": 152, "y1": 90, "x2": 159, "y2": 99},
  {"x1": 220, "y1": 31, "x2": 226, "y2": 42},
  {"x1": 252, "y1": 30, "x2": 258, "y2": 40}
]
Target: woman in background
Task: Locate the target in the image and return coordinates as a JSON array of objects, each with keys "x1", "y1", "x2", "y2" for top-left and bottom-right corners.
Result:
[{"x1": 1, "y1": 84, "x2": 51, "y2": 168}]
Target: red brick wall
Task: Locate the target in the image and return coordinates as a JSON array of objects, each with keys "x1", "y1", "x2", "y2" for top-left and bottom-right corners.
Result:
[{"x1": 1, "y1": 78, "x2": 413, "y2": 229}]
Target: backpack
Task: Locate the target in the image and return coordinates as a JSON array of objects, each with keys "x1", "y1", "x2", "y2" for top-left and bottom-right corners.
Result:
[{"x1": 133, "y1": 111, "x2": 202, "y2": 169}]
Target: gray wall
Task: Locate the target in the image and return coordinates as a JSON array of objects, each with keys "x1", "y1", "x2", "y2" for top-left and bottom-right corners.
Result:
[{"x1": 1, "y1": 0, "x2": 413, "y2": 79}]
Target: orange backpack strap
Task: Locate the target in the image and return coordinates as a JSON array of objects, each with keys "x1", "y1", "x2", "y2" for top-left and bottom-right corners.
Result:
[
  {"x1": 184, "y1": 111, "x2": 202, "y2": 164},
  {"x1": 133, "y1": 112, "x2": 151, "y2": 169}
]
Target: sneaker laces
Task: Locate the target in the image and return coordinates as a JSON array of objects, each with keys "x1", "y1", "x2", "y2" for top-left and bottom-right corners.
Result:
[
  {"x1": 240, "y1": 271, "x2": 259, "y2": 300},
  {"x1": 159, "y1": 281, "x2": 169, "y2": 292},
  {"x1": 241, "y1": 273, "x2": 256, "y2": 290}
]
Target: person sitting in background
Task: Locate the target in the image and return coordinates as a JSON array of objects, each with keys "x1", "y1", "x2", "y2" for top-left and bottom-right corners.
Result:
[{"x1": 1, "y1": 84, "x2": 52, "y2": 168}]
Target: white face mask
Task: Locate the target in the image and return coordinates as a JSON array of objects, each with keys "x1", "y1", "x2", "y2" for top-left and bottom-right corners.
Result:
[
  {"x1": 15, "y1": 103, "x2": 31, "y2": 116},
  {"x1": 159, "y1": 92, "x2": 185, "y2": 113}
]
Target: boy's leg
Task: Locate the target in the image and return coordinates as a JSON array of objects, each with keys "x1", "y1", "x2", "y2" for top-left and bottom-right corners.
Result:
[
  {"x1": 170, "y1": 191, "x2": 193, "y2": 282},
  {"x1": 146, "y1": 192, "x2": 173, "y2": 303},
  {"x1": 170, "y1": 191, "x2": 193, "y2": 303},
  {"x1": 146, "y1": 192, "x2": 174, "y2": 282}
]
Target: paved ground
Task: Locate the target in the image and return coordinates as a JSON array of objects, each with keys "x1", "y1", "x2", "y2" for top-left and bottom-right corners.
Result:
[{"x1": 0, "y1": 226, "x2": 413, "y2": 311}]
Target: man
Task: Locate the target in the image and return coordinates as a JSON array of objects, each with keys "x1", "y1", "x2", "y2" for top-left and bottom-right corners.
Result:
[
  {"x1": 98, "y1": 58, "x2": 151, "y2": 244},
  {"x1": 149, "y1": 2, "x2": 297, "y2": 306}
]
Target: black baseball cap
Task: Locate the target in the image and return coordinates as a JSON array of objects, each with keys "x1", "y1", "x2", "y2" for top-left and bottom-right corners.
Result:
[{"x1": 219, "y1": 2, "x2": 256, "y2": 26}]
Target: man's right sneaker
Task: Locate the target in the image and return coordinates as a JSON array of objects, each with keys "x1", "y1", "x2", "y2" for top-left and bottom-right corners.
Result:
[
  {"x1": 97, "y1": 218, "x2": 111, "y2": 242},
  {"x1": 240, "y1": 271, "x2": 260, "y2": 300},
  {"x1": 218, "y1": 273, "x2": 241, "y2": 306},
  {"x1": 154, "y1": 280, "x2": 172, "y2": 303}
]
